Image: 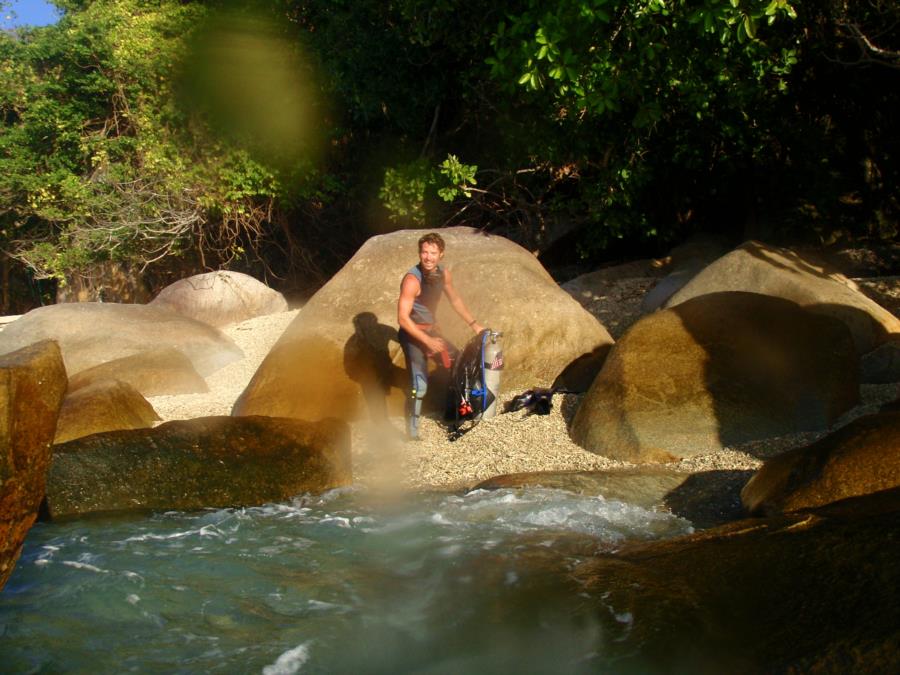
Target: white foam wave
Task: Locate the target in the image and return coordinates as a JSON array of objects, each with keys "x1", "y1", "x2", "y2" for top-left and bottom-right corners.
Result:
[
  {"x1": 262, "y1": 642, "x2": 311, "y2": 675},
  {"x1": 61, "y1": 560, "x2": 108, "y2": 574}
]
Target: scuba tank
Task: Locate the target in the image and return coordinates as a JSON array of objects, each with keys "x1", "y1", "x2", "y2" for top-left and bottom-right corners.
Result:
[
  {"x1": 448, "y1": 329, "x2": 503, "y2": 439},
  {"x1": 480, "y1": 330, "x2": 503, "y2": 419}
]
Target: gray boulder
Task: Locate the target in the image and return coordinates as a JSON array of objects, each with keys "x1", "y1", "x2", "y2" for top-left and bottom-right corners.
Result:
[
  {"x1": 45, "y1": 416, "x2": 351, "y2": 518},
  {"x1": 0, "y1": 341, "x2": 67, "y2": 590},
  {"x1": 150, "y1": 270, "x2": 289, "y2": 328},
  {"x1": 665, "y1": 240, "x2": 900, "y2": 355},
  {"x1": 0, "y1": 303, "x2": 242, "y2": 378},
  {"x1": 571, "y1": 292, "x2": 859, "y2": 462},
  {"x1": 234, "y1": 227, "x2": 613, "y2": 421}
]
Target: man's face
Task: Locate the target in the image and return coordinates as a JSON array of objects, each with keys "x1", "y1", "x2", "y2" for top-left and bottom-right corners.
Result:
[{"x1": 418, "y1": 242, "x2": 443, "y2": 272}]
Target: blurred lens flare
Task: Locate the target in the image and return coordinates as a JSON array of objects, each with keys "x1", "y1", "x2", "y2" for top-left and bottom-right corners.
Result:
[{"x1": 180, "y1": 8, "x2": 324, "y2": 168}]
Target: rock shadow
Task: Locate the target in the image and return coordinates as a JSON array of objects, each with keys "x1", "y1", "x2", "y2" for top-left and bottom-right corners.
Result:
[
  {"x1": 662, "y1": 470, "x2": 755, "y2": 529},
  {"x1": 671, "y1": 293, "x2": 862, "y2": 452},
  {"x1": 343, "y1": 312, "x2": 405, "y2": 421}
]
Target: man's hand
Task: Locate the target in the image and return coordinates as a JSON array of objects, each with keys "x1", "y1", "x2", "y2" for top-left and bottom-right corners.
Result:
[
  {"x1": 470, "y1": 322, "x2": 484, "y2": 334},
  {"x1": 425, "y1": 335, "x2": 446, "y2": 354}
]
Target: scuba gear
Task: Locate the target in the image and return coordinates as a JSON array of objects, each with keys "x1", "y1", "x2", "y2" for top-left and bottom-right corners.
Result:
[
  {"x1": 448, "y1": 329, "x2": 503, "y2": 440},
  {"x1": 503, "y1": 387, "x2": 577, "y2": 416}
]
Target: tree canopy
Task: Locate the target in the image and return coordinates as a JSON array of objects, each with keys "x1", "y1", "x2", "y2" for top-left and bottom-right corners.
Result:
[{"x1": 0, "y1": 0, "x2": 897, "y2": 308}]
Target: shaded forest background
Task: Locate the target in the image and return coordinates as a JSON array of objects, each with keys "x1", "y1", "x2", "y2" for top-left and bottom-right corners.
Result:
[{"x1": 0, "y1": 0, "x2": 897, "y2": 312}]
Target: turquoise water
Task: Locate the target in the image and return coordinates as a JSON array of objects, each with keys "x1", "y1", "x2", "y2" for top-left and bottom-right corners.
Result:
[{"x1": 1, "y1": 487, "x2": 693, "y2": 673}]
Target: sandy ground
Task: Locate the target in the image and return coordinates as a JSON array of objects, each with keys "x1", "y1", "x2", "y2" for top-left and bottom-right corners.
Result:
[{"x1": 146, "y1": 276, "x2": 899, "y2": 492}]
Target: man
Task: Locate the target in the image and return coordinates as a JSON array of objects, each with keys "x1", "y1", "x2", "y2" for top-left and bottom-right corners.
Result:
[{"x1": 397, "y1": 232, "x2": 483, "y2": 439}]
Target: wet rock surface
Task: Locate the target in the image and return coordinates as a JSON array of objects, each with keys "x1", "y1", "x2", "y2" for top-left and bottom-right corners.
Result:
[{"x1": 0, "y1": 341, "x2": 67, "y2": 590}]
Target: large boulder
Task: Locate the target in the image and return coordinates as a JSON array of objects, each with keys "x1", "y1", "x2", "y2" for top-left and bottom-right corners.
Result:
[
  {"x1": 68, "y1": 347, "x2": 208, "y2": 397},
  {"x1": 664, "y1": 240, "x2": 900, "y2": 356},
  {"x1": 568, "y1": 488, "x2": 900, "y2": 672},
  {"x1": 640, "y1": 234, "x2": 731, "y2": 313},
  {"x1": 571, "y1": 292, "x2": 860, "y2": 462},
  {"x1": 150, "y1": 270, "x2": 289, "y2": 328},
  {"x1": 0, "y1": 303, "x2": 242, "y2": 378},
  {"x1": 54, "y1": 379, "x2": 160, "y2": 445},
  {"x1": 45, "y1": 416, "x2": 351, "y2": 518},
  {"x1": 0, "y1": 341, "x2": 67, "y2": 590},
  {"x1": 234, "y1": 227, "x2": 613, "y2": 421},
  {"x1": 741, "y1": 410, "x2": 900, "y2": 516}
]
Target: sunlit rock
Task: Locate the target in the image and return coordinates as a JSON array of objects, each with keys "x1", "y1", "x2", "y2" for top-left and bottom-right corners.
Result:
[
  {"x1": 54, "y1": 379, "x2": 160, "y2": 445},
  {"x1": 0, "y1": 341, "x2": 67, "y2": 590},
  {"x1": 664, "y1": 240, "x2": 900, "y2": 355},
  {"x1": 150, "y1": 271, "x2": 289, "y2": 328},
  {"x1": 741, "y1": 410, "x2": 900, "y2": 516},
  {"x1": 68, "y1": 347, "x2": 208, "y2": 397},
  {"x1": 0, "y1": 303, "x2": 242, "y2": 378},
  {"x1": 45, "y1": 416, "x2": 350, "y2": 518},
  {"x1": 234, "y1": 227, "x2": 613, "y2": 421},
  {"x1": 571, "y1": 292, "x2": 859, "y2": 462}
]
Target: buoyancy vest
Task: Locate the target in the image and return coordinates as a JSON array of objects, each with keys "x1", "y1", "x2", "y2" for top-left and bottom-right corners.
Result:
[{"x1": 405, "y1": 264, "x2": 444, "y2": 325}]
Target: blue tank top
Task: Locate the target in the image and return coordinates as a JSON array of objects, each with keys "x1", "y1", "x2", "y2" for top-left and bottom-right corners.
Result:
[{"x1": 405, "y1": 264, "x2": 444, "y2": 324}]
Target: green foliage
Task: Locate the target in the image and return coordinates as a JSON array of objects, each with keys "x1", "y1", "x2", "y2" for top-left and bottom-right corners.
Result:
[
  {"x1": 437, "y1": 155, "x2": 477, "y2": 202},
  {"x1": 0, "y1": 0, "x2": 319, "y2": 283},
  {"x1": 379, "y1": 159, "x2": 435, "y2": 226},
  {"x1": 1, "y1": 0, "x2": 896, "y2": 300}
]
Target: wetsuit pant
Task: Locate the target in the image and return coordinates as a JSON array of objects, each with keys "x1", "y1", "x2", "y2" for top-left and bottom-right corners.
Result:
[{"x1": 399, "y1": 328, "x2": 458, "y2": 438}]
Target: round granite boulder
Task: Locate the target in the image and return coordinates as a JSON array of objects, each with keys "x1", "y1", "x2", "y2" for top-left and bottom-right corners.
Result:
[
  {"x1": 67, "y1": 347, "x2": 208, "y2": 397},
  {"x1": 54, "y1": 379, "x2": 160, "y2": 445},
  {"x1": 234, "y1": 227, "x2": 613, "y2": 421},
  {"x1": 0, "y1": 302, "x2": 242, "y2": 378},
  {"x1": 150, "y1": 270, "x2": 289, "y2": 328},
  {"x1": 664, "y1": 240, "x2": 900, "y2": 356},
  {"x1": 571, "y1": 292, "x2": 859, "y2": 462}
]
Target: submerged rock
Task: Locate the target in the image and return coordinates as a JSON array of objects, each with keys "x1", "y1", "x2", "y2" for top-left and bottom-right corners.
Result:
[
  {"x1": 54, "y1": 379, "x2": 160, "y2": 445},
  {"x1": 473, "y1": 468, "x2": 753, "y2": 528},
  {"x1": 234, "y1": 227, "x2": 612, "y2": 422},
  {"x1": 150, "y1": 270, "x2": 289, "y2": 328},
  {"x1": 0, "y1": 303, "x2": 242, "y2": 378},
  {"x1": 741, "y1": 410, "x2": 900, "y2": 516},
  {"x1": 45, "y1": 416, "x2": 351, "y2": 518},
  {"x1": 571, "y1": 292, "x2": 859, "y2": 462},
  {"x1": 0, "y1": 341, "x2": 67, "y2": 590}
]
